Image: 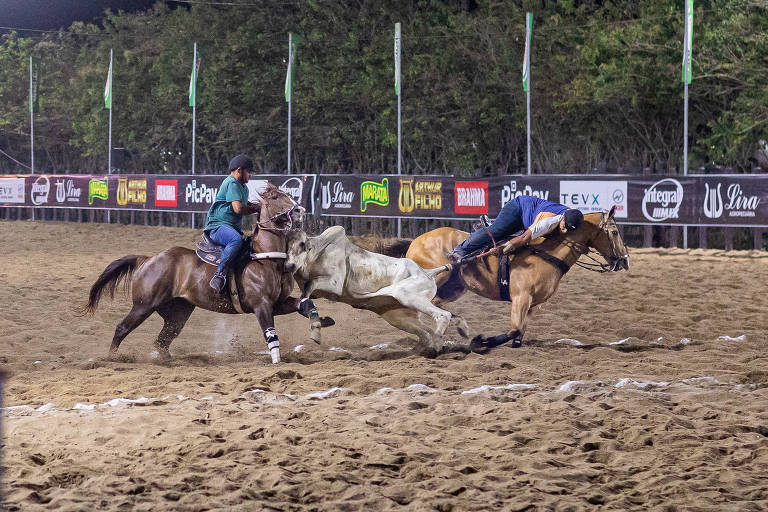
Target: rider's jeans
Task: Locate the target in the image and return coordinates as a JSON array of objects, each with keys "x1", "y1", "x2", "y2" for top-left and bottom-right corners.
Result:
[
  {"x1": 455, "y1": 198, "x2": 525, "y2": 257},
  {"x1": 208, "y1": 225, "x2": 244, "y2": 274}
]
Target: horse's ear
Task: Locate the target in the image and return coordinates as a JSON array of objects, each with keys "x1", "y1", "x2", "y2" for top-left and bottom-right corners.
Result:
[{"x1": 608, "y1": 205, "x2": 617, "y2": 219}]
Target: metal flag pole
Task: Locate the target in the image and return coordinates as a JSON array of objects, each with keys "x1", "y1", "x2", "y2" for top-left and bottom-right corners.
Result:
[
  {"x1": 107, "y1": 48, "x2": 113, "y2": 224},
  {"x1": 191, "y1": 42, "x2": 197, "y2": 228},
  {"x1": 682, "y1": 0, "x2": 693, "y2": 248},
  {"x1": 29, "y1": 56, "x2": 34, "y2": 174},
  {"x1": 29, "y1": 56, "x2": 35, "y2": 221},
  {"x1": 523, "y1": 13, "x2": 533, "y2": 175},
  {"x1": 395, "y1": 22, "x2": 402, "y2": 238},
  {"x1": 192, "y1": 42, "x2": 197, "y2": 176},
  {"x1": 287, "y1": 33, "x2": 292, "y2": 174}
]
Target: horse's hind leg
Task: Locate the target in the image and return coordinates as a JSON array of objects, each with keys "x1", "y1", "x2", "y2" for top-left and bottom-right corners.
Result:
[
  {"x1": 153, "y1": 298, "x2": 195, "y2": 361},
  {"x1": 110, "y1": 305, "x2": 154, "y2": 355}
]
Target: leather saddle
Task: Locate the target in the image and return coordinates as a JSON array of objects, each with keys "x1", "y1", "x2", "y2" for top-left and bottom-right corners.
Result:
[{"x1": 196, "y1": 232, "x2": 252, "y2": 267}]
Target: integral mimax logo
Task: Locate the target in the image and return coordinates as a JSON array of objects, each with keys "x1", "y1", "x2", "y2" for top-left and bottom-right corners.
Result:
[{"x1": 642, "y1": 178, "x2": 683, "y2": 221}]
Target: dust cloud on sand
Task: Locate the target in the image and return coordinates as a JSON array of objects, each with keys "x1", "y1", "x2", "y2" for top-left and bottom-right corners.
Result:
[{"x1": 1, "y1": 221, "x2": 767, "y2": 510}]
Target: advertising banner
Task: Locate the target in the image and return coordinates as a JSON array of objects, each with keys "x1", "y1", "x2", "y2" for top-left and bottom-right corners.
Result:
[{"x1": 2, "y1": 173, "x2": 766, "y2": 227}]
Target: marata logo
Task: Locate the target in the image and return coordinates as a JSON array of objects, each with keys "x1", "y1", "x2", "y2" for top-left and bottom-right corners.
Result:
[
  {"x1": 501, "y1": 180, "x2": 549, "y2": 204},
  {"x1": 360, "y1": 178, "x2": 389, "y2": 212},
  {"x1": 398, "y1": 178, "x2": 442, "y2": 213},
  {"x1": 642, "y1": 178, "x2": 683, "y2": 221},
  {"x1": 321, "y1": 181, "x2": 354, "y2": 209},
  {"x1": 279, "y1": 177, "x2": 303, "y2": 203},
  {"x1": 454, "y1": 181, "x2": 488, "y2": 215},
  {"x1": 30, "y1": 176, "x2": 50, "y2": 205},
  {"x1": 154, "y1": 179, "x2": 178, "y2": 207},
  {"x1": 88, "y1": 178, "x2": 109, "y2": 205},
  {"x1": 55, "y1": 179, "x2": 82, "y2": 203},
  {"x1": 703, "y1": 182, "x2": 760, "y2": 219},
  {"x1": 116, "y1": 178, "x2": 147, "y2": 206}
]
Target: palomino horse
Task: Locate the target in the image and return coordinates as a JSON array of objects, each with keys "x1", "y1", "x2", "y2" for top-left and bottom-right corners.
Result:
[
  {"x1": 382, "y1": 207, "x2": 629, "y2": 353},
  {"x1": 83, "y1": 184, "x2": 327, "y2": 363}
]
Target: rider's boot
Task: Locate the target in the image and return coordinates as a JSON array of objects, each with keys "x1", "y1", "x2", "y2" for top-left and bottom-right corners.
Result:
[{"x1": 209, "y1": 271, "x2": 226, "y2": 292}]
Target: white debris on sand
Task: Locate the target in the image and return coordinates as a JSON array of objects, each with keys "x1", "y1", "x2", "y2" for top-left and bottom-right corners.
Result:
[
  {"x1": 609, "y1": 338, "x2": 630, "y2": 345},
  {"x1": 462, "y1": 384, "x2": 535, "y2": 395},
  {"x1": 615, "y1": 378, "x2": 669, "y2": 389},
  {"x1": 293, "y1": 345, "x2": 304, "y2": 352},
  {"x1": 681, "y1": 376, "x2": 722, "y2": 385},
  {"x1": 554, "y1": 338, "x2": 584, "y2": 346},
  {"x1": 376, "y1": 387, "x2": 394, "y2": 395},
  {"x1": 680, "y1": 338, "x2": 692, "y2": 344},
  {"x1": 557, "y1": 380, "x2": 601, "y2": 393},
  {"x1": 369, "y1": 343, "x2": 389, "y2": 350},
  {"x1": 303, "y1": 387, "x2": 348, "y2": 400},
  {"x1": 717, "y1": 334, "x2": 746, "y2": 342},
  {"x1": 329, "y1": 347, "x2": 349, "y2": 352},
  {"x1": 406, "y1": 384, "x2": 439, "y2": 394}
]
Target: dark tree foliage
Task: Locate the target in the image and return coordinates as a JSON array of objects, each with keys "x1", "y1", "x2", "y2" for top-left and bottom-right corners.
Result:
[{"x1": 1, "y1": 0, "x2": 766, "y2": 174}]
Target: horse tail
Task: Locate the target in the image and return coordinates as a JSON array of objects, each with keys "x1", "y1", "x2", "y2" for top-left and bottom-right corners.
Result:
[
  {"x1": 373, "y1": 238, "x2": 413, "y2": 258},
  {"x1": 81, "y1": 255, "x2": 149, "y2": 315}
]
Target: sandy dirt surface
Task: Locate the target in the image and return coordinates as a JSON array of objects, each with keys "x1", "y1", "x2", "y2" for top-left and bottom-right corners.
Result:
[{"x1": 1, "y1": 220, "x2": 767, "y2": 511}]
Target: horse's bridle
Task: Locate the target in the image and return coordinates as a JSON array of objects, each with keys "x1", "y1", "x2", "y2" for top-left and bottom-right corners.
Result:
[
  {"x1": 256, "y1": 197, "x2": 304, "y2": 233},
  {"x1": 550, "y1": 216, "x2": 619, "y2": 273}
]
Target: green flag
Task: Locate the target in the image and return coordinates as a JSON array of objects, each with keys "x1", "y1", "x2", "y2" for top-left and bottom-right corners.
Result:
[
  {"x1": 681, "y1": 0, "x2": 693, "y2": 84},
  {"x1": 522, "y1": 12, "x2": 533, "y2": 92},
  {"x1": 394, "y1": 23, "x2": 401, "y2": 96},
  {"x1": 29, "y1": 56, "x2": 41, "y2": 113},
  {"x1": 104, "y1": 55, "x2": 112, "y2": 109},
  {"x1": 189, "y1": 44, "x2": 201, "y2": 107},
  {"x1": 284, "y1": 34, "x2": 298, "y2": 102}
]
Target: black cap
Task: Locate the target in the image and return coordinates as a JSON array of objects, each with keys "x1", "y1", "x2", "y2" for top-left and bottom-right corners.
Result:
[
  {"x1": 228, "y1": 154, "x2": 254, "y2": 172},
  {"x1": 564, "y1": 209, "x2": 584, "y2": 231}
]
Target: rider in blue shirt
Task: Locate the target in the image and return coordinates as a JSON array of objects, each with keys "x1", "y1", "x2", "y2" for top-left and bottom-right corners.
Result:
[
  {"x1": 452, "y1": 195, "x2": 584, "y2": 262},
  {"x1": 205, "y1": 154, "x2": 262, "y2": 292}
]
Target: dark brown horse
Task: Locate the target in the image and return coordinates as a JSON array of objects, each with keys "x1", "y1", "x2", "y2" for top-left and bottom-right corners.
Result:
[
  {"x1": 83, "y1": 184, "x2": 326, "y2": 363},
  {"x1": 380, "y1": 207, "x2": 629, "y2": 352}
]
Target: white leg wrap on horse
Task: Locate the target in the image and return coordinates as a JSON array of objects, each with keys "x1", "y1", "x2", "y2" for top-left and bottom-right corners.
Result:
[{"x1": 265, "y1": 328, "x2": 280, "y2": 363}]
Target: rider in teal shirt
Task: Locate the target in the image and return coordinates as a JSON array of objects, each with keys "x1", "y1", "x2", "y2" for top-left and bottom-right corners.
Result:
[{"x1": 205, "y1": 154, "x2": 260, "y2": 292}]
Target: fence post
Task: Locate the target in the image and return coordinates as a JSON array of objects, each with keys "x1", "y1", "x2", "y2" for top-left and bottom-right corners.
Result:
[
  {"x1": 724, "y1": 227, "x2": 734, "y2": 251},
  {"x1": 753, "y1": 228, "x2": 764, "y2": 250}
]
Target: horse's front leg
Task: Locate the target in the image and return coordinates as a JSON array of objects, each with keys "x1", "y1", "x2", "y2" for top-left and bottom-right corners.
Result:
[
  {"x1": 253, "y1": 305, "x2": 281, "y2": 364},
  {"x1": 274, "y1": 296, "x2": 335, "y2": 344},
  {"x1": 470, "y1": 293, "x2": 531, "y2": 354}
]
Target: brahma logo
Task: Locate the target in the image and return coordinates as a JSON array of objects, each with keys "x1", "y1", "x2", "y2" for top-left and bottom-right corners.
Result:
[
  {"x1": 154, "y1": 179, "x2": 178, "y2": 207},
  {"x1": 30, "y1": 176, "x2": 50, "y2": 205},
  {"x1": 642, "y1": 178, "x2": 683, "y2": 221},
  {"x1": 360, "y1": 178, "x2": 389, "y2": 212},
  {"x1": 454, "y1": 181, "x2": 488, "y2": 214}
]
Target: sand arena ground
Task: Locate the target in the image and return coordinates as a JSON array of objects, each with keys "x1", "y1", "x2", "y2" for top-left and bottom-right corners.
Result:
[{"x1": 1, "y1": 220, "x2": 767, "y2": 511}]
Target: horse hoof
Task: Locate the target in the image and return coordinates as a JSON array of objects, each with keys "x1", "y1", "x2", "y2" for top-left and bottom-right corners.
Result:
[
  {"x1": 319, "y1": 316, "x2": 335, "y2": 327},
  {"x1": 469, "y1": 336, "x2": 490, "y2": 355},
  {"x1": 511, "y1": 339, "x2": 522, "y2": 348}
]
